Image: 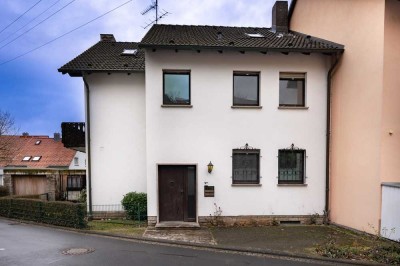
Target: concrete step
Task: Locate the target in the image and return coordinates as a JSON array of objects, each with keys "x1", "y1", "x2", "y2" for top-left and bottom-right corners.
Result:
[{"x1": 155, "y1": 221, "x2": 201, "y2": 229}]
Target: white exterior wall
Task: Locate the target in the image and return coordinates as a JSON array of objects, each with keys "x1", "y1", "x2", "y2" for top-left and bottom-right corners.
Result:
[
  {"x1": 86, "y1": 73, "x2": 146, "y2": 205},
  {"x1": 381, "y1": 184, "x2": 400, "y2": 242},
  {"x1": 68, "y1": 151, "x2": 86, "y2": 170},
  {"x1": 0, "y1": 168, "x2": 3, "y2": 186},
  {"x1": 145, "y1": 50, "x2": 330, "y2": 218}
]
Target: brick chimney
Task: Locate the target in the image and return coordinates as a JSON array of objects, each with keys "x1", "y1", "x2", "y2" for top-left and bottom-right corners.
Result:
[
  {"x1": 100, "y1": 34, "x2": 116, "y2": 42},
  {"x1": 272, "y1": 1, "x2": 289, "y2": 33}
]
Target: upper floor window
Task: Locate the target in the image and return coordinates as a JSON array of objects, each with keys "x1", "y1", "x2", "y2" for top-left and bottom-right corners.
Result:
[
  {"x1": 232, "y1": 144, "x2": 260, "y2": 184},
  {"x1": 279, "y1": 73, "x2": 306, "y2": 107},
  {"x1": 278, "y1": 144, "x2": 305, "y2": 184},
  {"x1": 163, "y1": 71, "x2": 191, "y2": 105},
  {"x1": 233, "y1": 72, "x2": 260, "y2": 106},
  {"x1": 74, "y1": 157, "x2": 79, "y2": 166}
]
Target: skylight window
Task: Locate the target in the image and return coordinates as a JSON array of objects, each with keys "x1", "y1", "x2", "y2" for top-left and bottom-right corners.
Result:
[
  {"x1": 22, "y1": 156, "x2": 31, "y2": 161},
  {"x1": 35, "y1": 140, "x2": 41, "y2": 145},
  {"x1": 121, "y1": 49, "x2": 137, "y2": 56},
  {"x1": 245, "y1": 33, "x2": 264, "y2": 38},
  {"x1": 32, "y1": 156, "x2": 42, "y2": 162}
]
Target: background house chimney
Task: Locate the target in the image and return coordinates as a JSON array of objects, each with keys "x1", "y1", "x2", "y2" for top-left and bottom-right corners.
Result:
[
  {"x1": 272, "y1": 1, "x2": 289, "y2": 33},
  {"x1": 22, "y1": 132, "x2": 29, "y2": 136},
  {"x1": 54, "y1": 133, "x2": 61, "y2": 142},
  {"x1": 100, "y1": 34, "x2": 116, "y2": 42}
]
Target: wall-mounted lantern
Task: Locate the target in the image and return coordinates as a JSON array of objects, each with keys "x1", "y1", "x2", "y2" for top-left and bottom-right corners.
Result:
[{"x1": 207, "y1": 161, "x2": 214, "y2": 173}]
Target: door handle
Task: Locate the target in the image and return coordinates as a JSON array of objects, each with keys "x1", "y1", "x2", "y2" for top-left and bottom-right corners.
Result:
[{"x1": 180, "y1": 190, "x2": 184, "y2": 194}]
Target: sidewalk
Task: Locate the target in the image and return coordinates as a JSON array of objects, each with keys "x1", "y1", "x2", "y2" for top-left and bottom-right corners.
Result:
[{"x1": 88, "y1": 220, "x2": 399, "y2": 265}]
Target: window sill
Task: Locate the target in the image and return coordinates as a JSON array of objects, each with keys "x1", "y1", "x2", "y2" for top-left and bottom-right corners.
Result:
[
  {"x1": 161, "y1": 105, "x2": 193, "y2": 108},
  {"x1": 277, "y1": 184, "x2": 308, "y2": 187},
  {"x1": 231, "y1": 106, "x2": 262, "y2": 109},
  {"x1": 231, "y1": 184, "x2": 262, "y2": 187},
  {"x1": 278, "y1": 106, "x2": 309, "y2": 110}
]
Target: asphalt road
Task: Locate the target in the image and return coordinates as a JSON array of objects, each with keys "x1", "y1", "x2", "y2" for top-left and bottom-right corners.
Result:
[{"x1": 0, "y1": 219, "x2": 344, "y2": 266}]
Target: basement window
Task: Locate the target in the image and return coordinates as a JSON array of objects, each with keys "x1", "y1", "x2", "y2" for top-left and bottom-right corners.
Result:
[
  {"x1": 22, "y1": 156, "x2": 31, "y2": 161},
  {"x1": 31, "y1": 156, "x2": 42, "y2": 162},
  {"x1": 245, "y1": 33, "x2": 264, "y2": 38}
]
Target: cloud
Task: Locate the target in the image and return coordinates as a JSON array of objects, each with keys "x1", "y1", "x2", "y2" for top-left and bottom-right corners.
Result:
[{"x1": 0, "y1": 0, "x2": 290, "y2": 136}]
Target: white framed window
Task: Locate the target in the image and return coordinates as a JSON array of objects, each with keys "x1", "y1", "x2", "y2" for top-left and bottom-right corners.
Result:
[
  {"x1": 32, "y1": 156, "x2": 42, "y2": 162},
  {"x1": 74, "y1": 157, "x2": 79, "y2": 166},
  {"x1": 22, "y1": 156, "x2": 31, "y2": 161}
]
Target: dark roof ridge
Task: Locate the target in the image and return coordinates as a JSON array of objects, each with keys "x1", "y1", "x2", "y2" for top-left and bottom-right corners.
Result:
[
  {"x1": 155, "y1": 24, "x2": 272, "y2": 29},
  {"x1": 140, "y1": 24, "x2": 344, "y2": 52}
]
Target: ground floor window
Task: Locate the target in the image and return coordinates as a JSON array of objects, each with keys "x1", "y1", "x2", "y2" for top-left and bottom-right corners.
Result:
[
  {"x1": 278, "y1": 144, "x2": 305, "y2": 184},
  {"x1": 67, "y1": 175, "x2": 86, "y2": 191},
  {"x1": 232, "y1": 143, "x2": 260, "y2": 184}
]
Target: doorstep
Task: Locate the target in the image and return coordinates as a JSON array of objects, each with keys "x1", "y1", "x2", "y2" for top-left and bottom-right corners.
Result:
[{"x1": 155, "y1": 221, "x2": 200, "y2": 229}]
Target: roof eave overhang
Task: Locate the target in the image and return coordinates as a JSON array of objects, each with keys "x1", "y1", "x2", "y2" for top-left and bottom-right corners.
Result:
[
  {"x1": 138, "y1": 44, "x2": 344, "y2": 55},
  {"x1": 58, "y1": 69, "x2": 145, "y2": 77}
]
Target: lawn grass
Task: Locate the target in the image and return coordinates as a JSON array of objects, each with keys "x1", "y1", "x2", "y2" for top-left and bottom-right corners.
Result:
[
  {"x1": 315, "y1": 226, "x2": 400, "y2": 265},
  {"x1": 88, "y1": 219, "x2": 146, "y2": 237}
]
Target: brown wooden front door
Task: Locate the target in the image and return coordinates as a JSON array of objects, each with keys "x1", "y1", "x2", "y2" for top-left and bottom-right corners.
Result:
[{"x1": 158, "y1": 165, "x2": 196, "y2": 222}]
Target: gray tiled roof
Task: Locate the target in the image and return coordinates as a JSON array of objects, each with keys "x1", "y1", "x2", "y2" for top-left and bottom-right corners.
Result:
[
  {"x1": 140, "y1": 24, "x2": 344, "y2": 53},
  {"x1": 58, "y1": 41, "x2": 144, "y2": 76}
]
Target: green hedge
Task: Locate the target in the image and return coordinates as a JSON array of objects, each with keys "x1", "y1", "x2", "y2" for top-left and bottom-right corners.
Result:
[
  {"x1": 0, "y1": 198, "x2": 87, "y2": 229},
  {"x1": 0, "y1": 186, "x2": 9, "y2": 197}
]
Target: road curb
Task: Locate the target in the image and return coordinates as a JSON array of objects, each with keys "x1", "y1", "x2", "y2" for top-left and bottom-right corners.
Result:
[{"x1": 0, "y1": 217, "x2": 382, "y2": 266}]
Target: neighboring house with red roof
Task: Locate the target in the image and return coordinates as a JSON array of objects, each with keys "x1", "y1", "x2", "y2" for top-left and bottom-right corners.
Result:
[{"x1": 0, "y1": 134, "x2": 86, "y2": 201}]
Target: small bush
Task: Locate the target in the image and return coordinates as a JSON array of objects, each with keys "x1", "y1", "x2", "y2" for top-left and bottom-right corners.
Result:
[
  {"x1": 78, "y1": 189, "x2": 87, "y2": 203},
  {"x1": 121, "y1": 192, "x2": 147, "y2": 221},
  {"x1": 0, "y1": 198, "x2": 86, "y2": 228},
  {"x1": 0, "y1": 186, "x2": 9, "y2": 197},
  {"x1": 316, "y1": 235, "x2": 400, "y2": 265}
]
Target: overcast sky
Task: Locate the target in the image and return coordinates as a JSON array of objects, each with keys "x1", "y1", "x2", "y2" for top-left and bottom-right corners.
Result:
[{"x1": 0, "y1": 0, "x2": 291, "y2": 136}]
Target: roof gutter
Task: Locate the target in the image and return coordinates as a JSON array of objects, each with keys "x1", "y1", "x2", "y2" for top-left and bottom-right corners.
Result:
[
  {"x1": 325, "y1": 51, "x2": 343, "y2": 221},
  {"x1": 59, "y1": 69, "x2": 145, "y2": 77},
  {"x1": 138, "y1": 44, "x2": 343, "y2": 54},
  {"x1": 82, "y1": 73, "x2": 93, "y2": 219}
]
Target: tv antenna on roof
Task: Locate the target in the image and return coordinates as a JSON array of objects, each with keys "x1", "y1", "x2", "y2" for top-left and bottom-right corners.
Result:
[{"x1": 141, "y1": 0, "x2": 169, "y2": 29}]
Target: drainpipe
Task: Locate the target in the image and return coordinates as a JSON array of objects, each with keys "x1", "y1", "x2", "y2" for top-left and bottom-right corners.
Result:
[
  {"x1": 82, "y1": 73, "x2": 93, "y2": 219},
  {"x1": 325, "y1": 51, "x2": 343, "y2": 220}
]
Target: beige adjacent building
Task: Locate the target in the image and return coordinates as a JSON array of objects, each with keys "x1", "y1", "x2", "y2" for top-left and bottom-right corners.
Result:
[{"x1": 290, "y1": 0, "x2": 400, "y2": 234}]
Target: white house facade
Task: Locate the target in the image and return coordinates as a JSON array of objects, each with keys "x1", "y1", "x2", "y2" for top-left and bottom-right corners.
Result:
[
  {"x1": 84, "y1": 73, "x2": 146, "y2": 205},
  {"x1": 68, "y1": 151, "x2": 87, "y2": 170},
  {"x1": 59, "y1": 1, "x2": 344, "y2": 226},
  {"x1": 144, "y1": 49, "x2": 330, "y2": 225}
]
